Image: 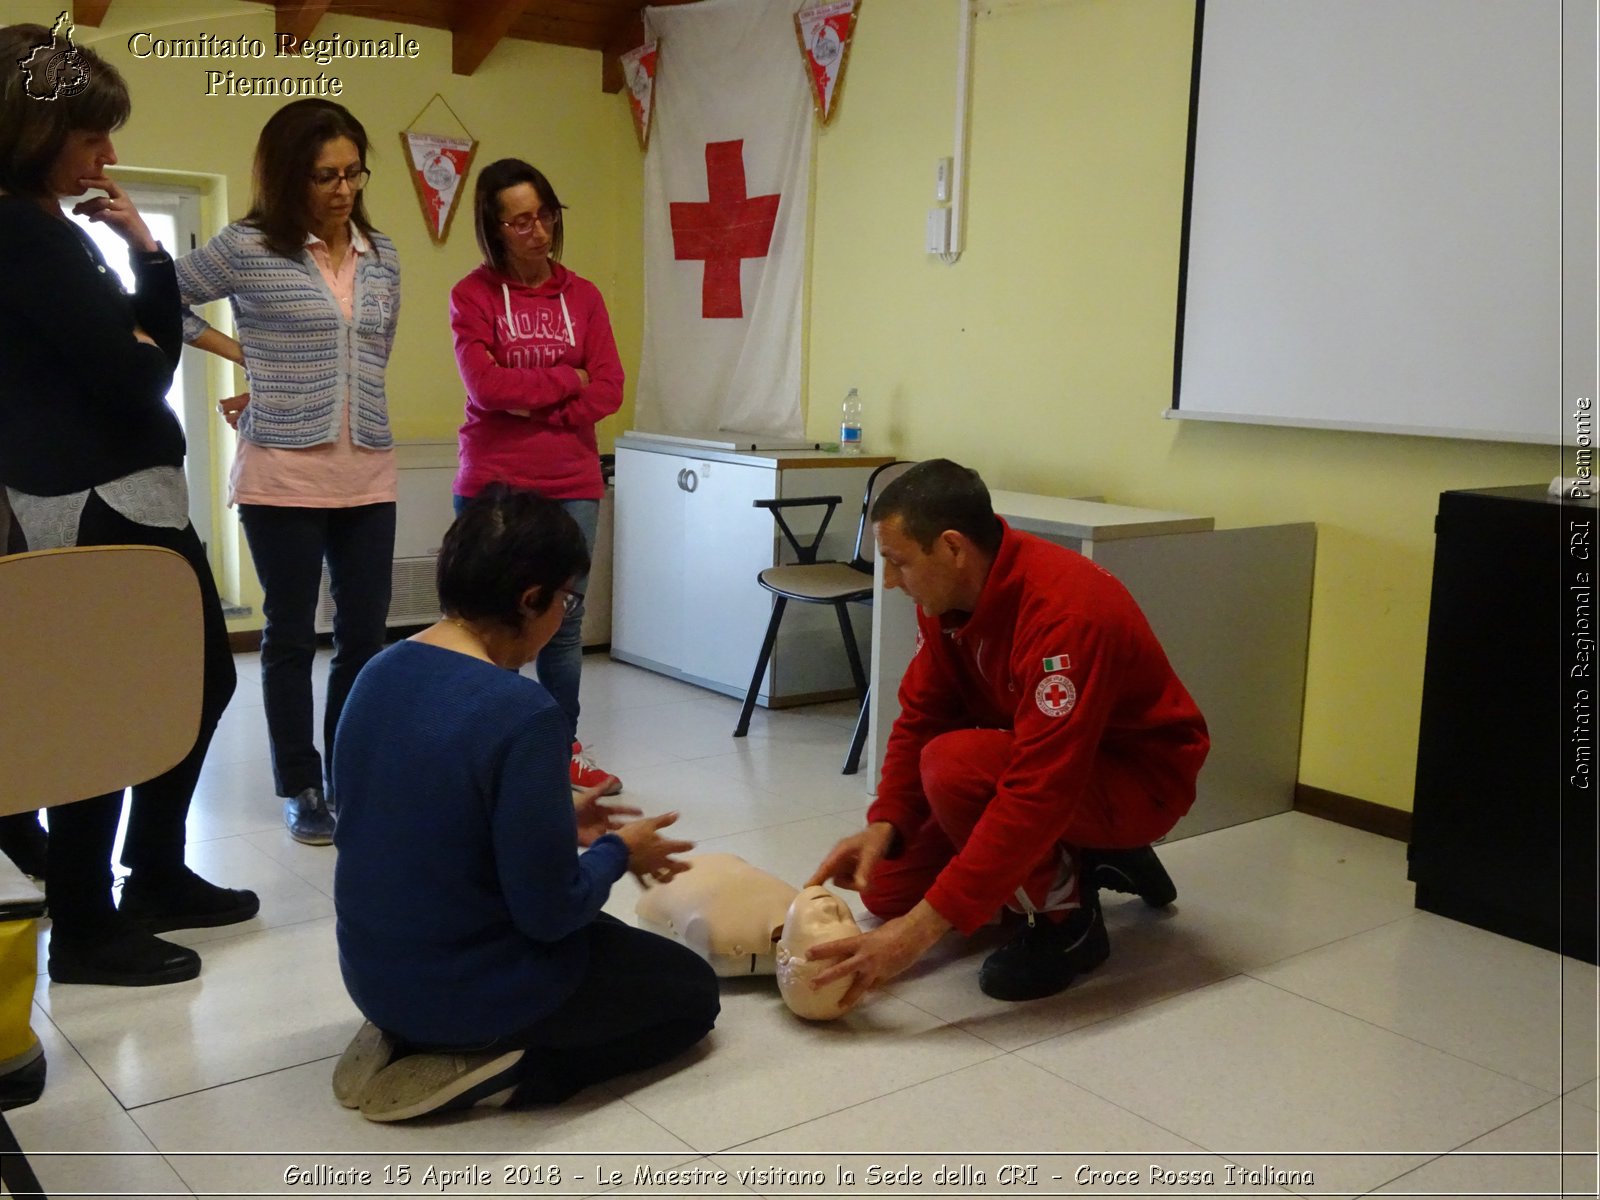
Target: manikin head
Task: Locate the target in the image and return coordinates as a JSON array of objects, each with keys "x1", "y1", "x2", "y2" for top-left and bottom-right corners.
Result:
[{"x1": 775, "y1": 886, "x2": 862, "y2": 1020}]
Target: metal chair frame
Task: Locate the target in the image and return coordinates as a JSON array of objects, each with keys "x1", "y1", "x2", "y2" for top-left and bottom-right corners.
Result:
[{"x1": 733, "y1": 461, "x2": 909, "y2": 775}]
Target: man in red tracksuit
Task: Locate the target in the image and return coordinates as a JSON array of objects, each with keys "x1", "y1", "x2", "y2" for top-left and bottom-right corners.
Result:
[{"x1": 808, "y1": 460, "x2": 1209, "y2": 1002}]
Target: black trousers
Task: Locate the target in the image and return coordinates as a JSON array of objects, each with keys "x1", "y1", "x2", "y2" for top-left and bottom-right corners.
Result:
[
  {"x1": 237, "y1": 502, "x2": 395, "y2": 799},
  {"x1": 407, "y1": 915, "x2": 721, "y2": 1105},
  {"x1": 45, "y1": 492, "x2": 236, "y2": 936}
]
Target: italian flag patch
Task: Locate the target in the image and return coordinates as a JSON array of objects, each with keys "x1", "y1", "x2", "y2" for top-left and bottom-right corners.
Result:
[{"x1": 1042, "y1": 654, "x2": 1071, "y2": 672}]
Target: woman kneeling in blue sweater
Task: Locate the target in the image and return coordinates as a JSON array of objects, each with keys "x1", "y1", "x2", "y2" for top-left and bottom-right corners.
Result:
[{"x1": 330, "y1": 484, "x2": 718, "y2": 1122}]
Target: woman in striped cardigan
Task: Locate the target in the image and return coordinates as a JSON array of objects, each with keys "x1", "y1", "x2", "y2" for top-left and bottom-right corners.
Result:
[{"x1": 178, "y1": 99, "x2": 402, "y2": 847}]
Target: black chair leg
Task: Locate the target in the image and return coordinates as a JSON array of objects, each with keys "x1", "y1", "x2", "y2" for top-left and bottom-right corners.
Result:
[
  {"x1": 834, "y1": 603, "x2": 868, "y2": 700},
  {"x1": 0, "y1": 1111, "x2": 47, "y2": 1200},
  {"x1": 843, "y1": 687, "x2": 870, "y2": 776},
  {"x1": 735, "y1": 597, "x2": 786, "y2": 737}
]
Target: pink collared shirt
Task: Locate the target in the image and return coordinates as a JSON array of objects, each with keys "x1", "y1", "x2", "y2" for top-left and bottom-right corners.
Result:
[{"x1": 229, "y1": 225, "x2": 397, "y2": 508}]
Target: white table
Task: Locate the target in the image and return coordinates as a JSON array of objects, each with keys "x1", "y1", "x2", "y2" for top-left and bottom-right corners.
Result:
[{"x1": 866, "y1": 493, "x2": 1316, "y2": 842}]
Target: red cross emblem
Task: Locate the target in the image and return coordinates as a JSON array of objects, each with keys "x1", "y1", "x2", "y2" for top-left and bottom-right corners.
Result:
[
  {"x1": 669, "y1": 140, "x2": 780, "y2": 319},
  {"x1": 1035, "y1": 673, "x2": 1077, "y2": 719}
]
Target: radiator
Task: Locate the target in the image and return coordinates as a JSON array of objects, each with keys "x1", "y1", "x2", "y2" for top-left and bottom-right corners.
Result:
[{"x1": 315, "y1": 440, "x2": 458, "y2": 633}]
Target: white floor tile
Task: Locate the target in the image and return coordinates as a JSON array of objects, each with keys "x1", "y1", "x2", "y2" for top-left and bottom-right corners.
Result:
[
  {"x1": 8, "y1": 1003, "x2": 129, "y2": 1138},
  {"x1": 1570, "y1": 1078, "x2": 1600, "y2": 1111},
  {"x1": 691, "y1": 738, "x2": 874, "y2": 816},
  {"x1": 1175, "y1": 812, "x2": 1416, "y2": 907},
  {"x1": 132, "y1": 1059, "x2": 693, "y2": 1196},
  {"x1": 1252, "y1": 911, "x2": 1598, "y2": 1094},
  {"x1": 1018, "y1": 976, "x2": 1554, "y2": 1196},
  {"x1": 880, "y1": 898, "x2": 1240, "y2": 1052},
  {"x1": 188, "y1": 754, "x2": 283, "y2": 841},
  {"x1": 11, "y1": 1111, "x2": 193, "y2": 1198},
  {"x1": 607, "y1": 984, "x2": 1002, "y2": 1152},
  {"x1": 1372, "y1": 1096, "x2": 1599, "y2": 1199},
  {"x1": 36, "y1": 917, "x2": 360, "y2": 1108},
  {"x1": 1149, "y1": 831, "x2": 1416, "y2": 973},
  {"x1": 726, "y1": 1056, "x2": 1228, "y2": 1173},
  {"x1": 9, "y1": 652, "x2": 1591, "y2": 1195},
  {"x1": 608, "y1": 759, "x2": 843, "y2": 845},
  {"x1": 577, "y1": 655, "x2": 715, "y2": 714},
  {"x1": 241, "y1": 827, "x2": 338, "y2": 897}
]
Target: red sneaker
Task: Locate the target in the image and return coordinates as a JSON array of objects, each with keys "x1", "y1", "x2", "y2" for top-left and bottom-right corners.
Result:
[{"x1": 570, "y1": 741, "x2": 622, "y2": 795}]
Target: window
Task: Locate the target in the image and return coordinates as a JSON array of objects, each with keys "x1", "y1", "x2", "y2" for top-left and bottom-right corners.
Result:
[{"x1": 62, "y1": 183, "x2": 213, "y2": 552}]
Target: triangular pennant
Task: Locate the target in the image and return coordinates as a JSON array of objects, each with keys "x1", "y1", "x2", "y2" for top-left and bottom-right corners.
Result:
[
  {"x1": 400, "y1": 131, "x2": 476, "y2": 244},
  {"x1": 620, "y1": 40, "x2": 659, "y2": 152},
  {"x1": 795, "y1": 0, "x2": 859, "y2": 125}
]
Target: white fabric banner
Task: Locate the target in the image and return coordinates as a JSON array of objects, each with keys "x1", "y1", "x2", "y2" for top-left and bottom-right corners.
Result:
[{"x1": 637, "y1": 0, "x2": 812, "y2": 437}]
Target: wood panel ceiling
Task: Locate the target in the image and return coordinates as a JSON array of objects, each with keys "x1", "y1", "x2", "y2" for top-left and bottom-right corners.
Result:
[{"x1": 71, "y1": 0, "x2": 698, "y2": 91}]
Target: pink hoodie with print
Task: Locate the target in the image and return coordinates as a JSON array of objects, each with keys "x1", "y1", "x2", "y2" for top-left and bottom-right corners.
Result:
[{"x1": 450, "y1": 260, "x2": 624, "y2": 501}]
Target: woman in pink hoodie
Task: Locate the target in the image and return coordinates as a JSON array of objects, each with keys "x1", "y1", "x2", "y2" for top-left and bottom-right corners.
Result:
[{"x1": 450, "y1": 159, "x2": 624, "y2": 795}]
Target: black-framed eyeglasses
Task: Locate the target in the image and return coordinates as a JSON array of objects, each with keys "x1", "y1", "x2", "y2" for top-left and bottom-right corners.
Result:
[
  {"x1": 309, "y1": 167, "x2": 370, "y2": 192},
  {"x1": 499, "y1": 208, "x2": 559, "y2": 235},
  {"x1": 559, "y1": 587, "x2": 584, "y2": 616}
]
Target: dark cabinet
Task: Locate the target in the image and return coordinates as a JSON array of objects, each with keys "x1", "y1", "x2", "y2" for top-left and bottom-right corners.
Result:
[{"x1": 1409, "y1": 485, "x2": 1597, "y2": 964}]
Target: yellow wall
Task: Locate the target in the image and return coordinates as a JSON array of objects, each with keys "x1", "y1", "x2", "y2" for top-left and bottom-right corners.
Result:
[
  {"x1": 806, "y1": 0, "x2": 1557, "y2": 811},
  {"x1": 53, "y1": 0, "x2": 1562, "y2": 812},
  {"x1": 57, "y1": 0, "x2": 643, "y2": 624}
]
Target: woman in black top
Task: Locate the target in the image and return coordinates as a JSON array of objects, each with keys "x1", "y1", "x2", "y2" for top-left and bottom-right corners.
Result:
[{"x1": 0, "y1": 23, "x2": 256, "y2": 986}]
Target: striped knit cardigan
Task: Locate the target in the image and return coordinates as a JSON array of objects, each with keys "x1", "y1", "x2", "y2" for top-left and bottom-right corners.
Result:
[{"x1": 177, "y1": 222, "x2": 401, "y2": 449}]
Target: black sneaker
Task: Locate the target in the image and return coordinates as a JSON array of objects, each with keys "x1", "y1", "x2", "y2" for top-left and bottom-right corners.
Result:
[
  {"x1": 119, "y1": 867, "x2": 260, "y2": 934},
  {"x1": 48, "y1": 927, "x2": 201, "y2": 987},
  {"x1": 978, "y1": 898, "x2": 1110, "y2": 1001},
  {"x1": 1086, "y1": 845, "x2": 1177, "y2": 907},
  {"x1": 285, "y1": 787, "x2": 335, "y2": 846}
]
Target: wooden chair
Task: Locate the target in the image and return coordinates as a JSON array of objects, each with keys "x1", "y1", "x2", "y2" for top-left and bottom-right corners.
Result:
[
  {"x1": 0, "y1": 544, "x2": 204, "y2": 1200},
  {"x1": 733, "y1": 461, "x2": 912, "y2": 775}
]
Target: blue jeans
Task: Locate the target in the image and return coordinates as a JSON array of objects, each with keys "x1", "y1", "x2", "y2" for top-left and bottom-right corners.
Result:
[
  {"x1": 239, "y1": 502, "x2": 396, "y2": 799},
  {"x1": 453, "y1": 493, "x2": 597, "y2": 745}
]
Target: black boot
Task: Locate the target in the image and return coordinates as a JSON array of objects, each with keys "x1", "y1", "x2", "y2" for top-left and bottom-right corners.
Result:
[
  {"x1": 978, "y1": 895, "x2": 1110, "y2": 1001},
  {"x1": 1085, "y1": 845, "x2": 1177, "y2": 907}
]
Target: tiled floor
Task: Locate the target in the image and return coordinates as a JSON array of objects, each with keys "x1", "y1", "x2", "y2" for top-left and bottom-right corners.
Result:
[{"x1": 15, "y1": 652, "x2": 1599, "y2": 1199}]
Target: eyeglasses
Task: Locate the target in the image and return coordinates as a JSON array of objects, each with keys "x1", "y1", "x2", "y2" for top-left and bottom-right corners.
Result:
[
  {"x1": 499, "y1": 208, "x2": 560, "y2": 235},
  {"x1": 309, "y1": 167, "x2": 370, "y2": 192},
  {"x1": 558, "y1": 587, "x2": 584, "y2": 616}
]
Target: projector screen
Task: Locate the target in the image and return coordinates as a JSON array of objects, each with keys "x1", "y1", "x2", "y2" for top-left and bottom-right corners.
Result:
[{"x1": 1171, "y1": 0, "x2": 1585, "y2": 445}]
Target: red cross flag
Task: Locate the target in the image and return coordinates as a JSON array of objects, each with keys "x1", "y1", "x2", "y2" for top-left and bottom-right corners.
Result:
[{"x1": 637, "y1": 0, "x2": 812, "y2": 437}]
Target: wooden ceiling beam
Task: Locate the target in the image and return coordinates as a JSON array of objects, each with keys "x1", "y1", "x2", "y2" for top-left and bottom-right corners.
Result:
[
  {"x1": 453, "y1": 0, "x2": 533, "y2": 76},
  {"x1": 72, "y1": 0, "x2": 113, "y2": 26},
  {"x1": 600, "y1": 13, "x2": 643, "y2": 94},
  {"x1": 600, "y1": 0, "x2": 695, "y2": 94},
  {"x1": 274, "y1": 0, "x2": 335, "y2": 50}
]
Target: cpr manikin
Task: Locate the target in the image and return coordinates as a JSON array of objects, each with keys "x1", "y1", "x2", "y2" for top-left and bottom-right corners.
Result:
[
  {"x1": 634, "y1": 853, "x2": 797, "y2": 976},
  {"x1": 775, "y1": 885, "x2": 864, "y2": 1021}
]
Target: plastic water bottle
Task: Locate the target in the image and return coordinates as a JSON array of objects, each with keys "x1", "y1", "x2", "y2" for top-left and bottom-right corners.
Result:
[{"x1": 839, "y1": 388, "x2": 863, "y2": 455}]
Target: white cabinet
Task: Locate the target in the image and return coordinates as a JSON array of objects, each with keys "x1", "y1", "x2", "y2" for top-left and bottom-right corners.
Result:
[{"x1": 612, "y1": 440, "x2": 890, "y2": 706}]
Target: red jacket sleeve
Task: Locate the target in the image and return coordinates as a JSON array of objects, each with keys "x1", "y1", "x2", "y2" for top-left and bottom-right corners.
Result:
[
  {"x1": 547, "y1": 284, "x2": 624, "y2": 430},
  {"x1": 922, "y1": 611, "x2": 1124, "y2": 934},
  {"x1": 450, "y1": 279, "x2": 583, "y2": 414},
  {"x1": 866, "y1": 618, "x2": 968, "y2": 844}
]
